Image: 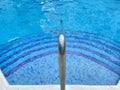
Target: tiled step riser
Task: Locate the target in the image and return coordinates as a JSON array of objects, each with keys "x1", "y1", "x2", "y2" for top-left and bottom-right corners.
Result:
[
  {"x1": 1, "y1": 36, "x2": 120, "y2": 65},
  {"x1": 1, "y1": 30, "x2": 119, "y2": 53},
  {"x1": 2, "y1": 44, "x2": 120, "y2": 73},
  {"x1": 0, "y1": 39, "x2": 119, "y2": 70},
  {"x1": 0, "y1": 34, "x2": 49, "y2": 52},
  {"x1": 0, "y1": 34, "x2": 120, "y2": 58},
  {"x1": 0, "y1": 36, "x2": 57, "y2": 56}
]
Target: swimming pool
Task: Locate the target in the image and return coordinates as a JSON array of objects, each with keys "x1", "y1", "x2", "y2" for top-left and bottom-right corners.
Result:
[{"x1": 0, "y1": 0, "x2": 120, "y2": 85}]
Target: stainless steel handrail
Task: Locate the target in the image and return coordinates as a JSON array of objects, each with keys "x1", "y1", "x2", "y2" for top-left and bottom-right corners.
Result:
[{"x1": 58, "y1": 33, "x2": 66, "y2": 90}]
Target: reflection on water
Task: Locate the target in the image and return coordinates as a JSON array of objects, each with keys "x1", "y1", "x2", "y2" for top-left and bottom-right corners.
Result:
[
  {"x1": 41, "y1": 0, "x2": 120, "y2": 40},
  {"x1": 0, "y1": 0, "x2": 120, "y2": 43}
]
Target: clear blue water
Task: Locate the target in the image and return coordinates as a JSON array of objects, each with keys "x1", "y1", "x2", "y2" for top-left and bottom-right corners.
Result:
[{"x1": 0, "y1": 0, "x2": 120, "y2": 85}]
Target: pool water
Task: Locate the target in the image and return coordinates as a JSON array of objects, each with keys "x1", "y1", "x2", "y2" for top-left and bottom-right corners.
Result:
[{"x1": 0, "y1": 0, "x2": 120, "y2": 85}]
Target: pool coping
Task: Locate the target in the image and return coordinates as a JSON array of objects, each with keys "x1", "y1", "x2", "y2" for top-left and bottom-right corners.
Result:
[{"x1": 0, "y1": 70, "x2": 120, "y2": 90}]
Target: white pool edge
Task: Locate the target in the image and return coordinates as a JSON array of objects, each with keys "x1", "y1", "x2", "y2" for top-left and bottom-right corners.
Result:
[
  {"x1": 0, "y1": 70, "x2": 9, "y2": 86},
  {"x1": 0, "y1": 70, "x2": 120, "y2": 90}
]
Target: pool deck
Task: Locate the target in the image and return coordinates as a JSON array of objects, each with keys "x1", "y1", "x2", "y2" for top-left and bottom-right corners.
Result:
[{"x1": 0, "y1": 70, "x2": 120, "y2": 90}]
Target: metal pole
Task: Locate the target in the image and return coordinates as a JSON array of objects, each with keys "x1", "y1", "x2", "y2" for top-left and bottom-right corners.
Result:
[{"x1": 58, "y1": 33, "x2": 66, "y2": 90}]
